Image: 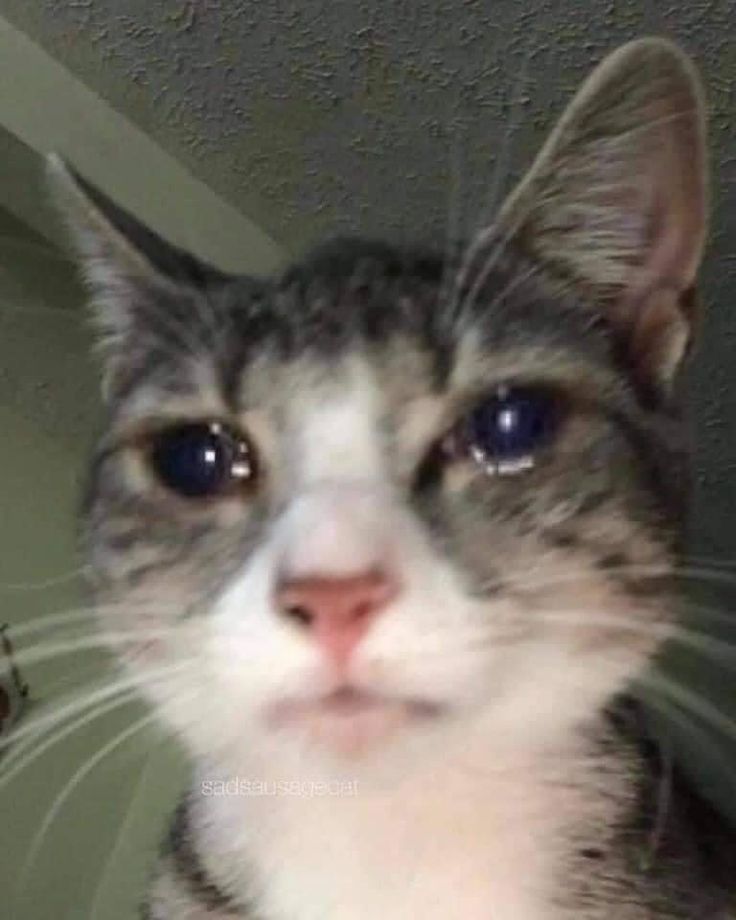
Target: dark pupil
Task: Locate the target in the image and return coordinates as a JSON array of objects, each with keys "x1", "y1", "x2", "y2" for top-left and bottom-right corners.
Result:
[
  {"x1": 151, "y1": 425, "x2": 234, "y2": 497},
  {"x1": 467, "y1": 389, "x2": 556, "y2": 462}
]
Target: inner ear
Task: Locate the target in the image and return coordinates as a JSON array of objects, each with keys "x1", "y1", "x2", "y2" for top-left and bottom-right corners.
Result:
[{"x1": 495, "y1": 38, "x2": 707, "y2": 393}]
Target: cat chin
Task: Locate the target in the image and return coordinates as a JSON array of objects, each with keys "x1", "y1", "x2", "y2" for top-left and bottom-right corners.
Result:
[
  {"x1": 279, "y1": 706, "x2": 420, "y2": 760},
  {"x1": 262, "y1": 688, "x2": 445, "y2": 760}
]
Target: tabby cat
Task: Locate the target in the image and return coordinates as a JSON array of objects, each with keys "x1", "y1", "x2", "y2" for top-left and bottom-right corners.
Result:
[{"x1": 51, "y1": 37, "x2": 736, "y2": 919}]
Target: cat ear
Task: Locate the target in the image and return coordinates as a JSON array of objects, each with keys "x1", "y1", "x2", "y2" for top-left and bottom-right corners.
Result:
[
  {"x1": 496, "y1": 38, "x2": 707, "y2": 392},
  {"x1": 47, "y1": 155, "x2": 226, "y2": 397}
]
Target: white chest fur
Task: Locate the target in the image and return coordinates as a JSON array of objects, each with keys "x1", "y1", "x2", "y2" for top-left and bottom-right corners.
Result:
[{"x1": 196, "y1": 741, "x2": 582, "y2": 920}]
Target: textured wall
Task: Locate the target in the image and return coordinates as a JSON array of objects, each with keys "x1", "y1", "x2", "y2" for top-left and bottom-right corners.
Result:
[{"x1": 0, "y1": 2, "x2": 731, "y2": 248}]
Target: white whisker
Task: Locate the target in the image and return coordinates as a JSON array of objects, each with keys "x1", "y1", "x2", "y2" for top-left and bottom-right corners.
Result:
[{"x1": 14, "y1": 706, "x2": 169, "y2": 906}]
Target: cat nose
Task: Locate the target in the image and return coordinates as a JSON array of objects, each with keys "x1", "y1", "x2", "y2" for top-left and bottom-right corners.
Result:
[{"x1": 275, "y1": 570, "x2": 398, "y2": 667}]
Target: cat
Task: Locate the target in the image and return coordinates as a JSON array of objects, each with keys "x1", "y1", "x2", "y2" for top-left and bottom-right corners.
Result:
[{"x1": 50, "y1": 36, "x2": 736, "y2": 919}]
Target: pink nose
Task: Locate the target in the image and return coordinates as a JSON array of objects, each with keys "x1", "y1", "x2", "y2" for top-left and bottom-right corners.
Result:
[{"x1": 276, "y1": 570, "x2": 398, "y2": 667}]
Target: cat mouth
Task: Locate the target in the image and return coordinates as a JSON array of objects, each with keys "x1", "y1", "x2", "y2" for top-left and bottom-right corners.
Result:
[{"x1": 265, "y1": 686, "x2": 444, "y2": 756}]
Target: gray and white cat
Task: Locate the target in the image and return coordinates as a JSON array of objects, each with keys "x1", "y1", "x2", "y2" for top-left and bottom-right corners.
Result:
[{"x1": 51, "y1": 37, "x2": 735, "y2": 919}]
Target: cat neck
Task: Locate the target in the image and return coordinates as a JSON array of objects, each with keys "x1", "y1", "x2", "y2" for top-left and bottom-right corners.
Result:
[{"x1": 188, "y1": 713, "x2": 617, "y2": 920}]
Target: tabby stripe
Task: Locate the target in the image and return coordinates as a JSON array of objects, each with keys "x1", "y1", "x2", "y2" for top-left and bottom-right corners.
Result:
[{"x1": 168, "y1": 801, "x2": 240, "y2": 914}]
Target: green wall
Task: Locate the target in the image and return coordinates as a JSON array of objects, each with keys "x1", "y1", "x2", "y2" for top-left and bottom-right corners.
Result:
[{"x1": 0, "y1": 209, "x2": 187, "y2": 919}]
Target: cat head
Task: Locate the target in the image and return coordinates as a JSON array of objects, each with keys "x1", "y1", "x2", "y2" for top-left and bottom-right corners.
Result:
[{"x1": 53, "y1": 38, "x2": 706, "y2": 773}]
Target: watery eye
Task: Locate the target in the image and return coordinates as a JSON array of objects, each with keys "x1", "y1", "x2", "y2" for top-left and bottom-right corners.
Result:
[
  {"x1": 457, "y1": 386, "x2": 561, "y2": 474},
  {"x1": 149, "y1": 422, "x2": 255, "y2": 498}
]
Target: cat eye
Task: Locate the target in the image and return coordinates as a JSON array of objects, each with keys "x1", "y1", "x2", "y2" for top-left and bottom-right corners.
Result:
[
  {"x1": 148, "y1": 422, "x2": 256, "y2": 499},
  {"x1": 448, "y1": 386, "x2": 562, "y2": 475}
]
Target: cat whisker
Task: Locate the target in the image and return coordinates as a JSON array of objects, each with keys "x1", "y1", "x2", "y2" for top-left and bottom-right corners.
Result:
[
  {"x1": 4, "y1": 609, "x2": 97, "y2": 641},
  {"x1": 13, "y1": 705, "x2": 173, "y2": 907},
  {"x1": 4, "y1": 628, "x2": 183, "y2": 671},
  {"x1": 0, "y1": 689, "x2": 145, "y2": 791},
  {"x1": 530, "y1": 608, "x2": 736, "y2": 661},
  {"x1": 674, "y1": 554, "x2": 736, "y2": 570},
  {"x1": 3, "y1": 599, "x2": 189, "y2": 641},
  {"x1": 672, "y1": 597, "x2": 736, "y2": 628},
  {"x1": 639, "y1": 670, "x2": 736, "y2": 747},
  {"x1": 463, "y1": 263, "x2": 542, "y2": 334},
  {"x1": 0, "y1": 564, "x2": 90, "y2": 592},
  {"x1": 619, "y1": 561, "x2": 736, "y2": 582},
  {"x1": 388, "y1": 605, "x2": 736, "y2": 673},
  {"x1": 459, "y1": 183, "x2": 546, "y2": 322},
  {"x1": 474, "y1": 560, "x2": 736, "y2": 600},
  {"x1": 8, "y1": 616, "x2": 275, "y2": 674},
  {"x1": 0, "y1": 660, "x2": 190, "y2": 760},
  {"x1": 637, "y1": 686, "x2": 736, "y2": 795}
]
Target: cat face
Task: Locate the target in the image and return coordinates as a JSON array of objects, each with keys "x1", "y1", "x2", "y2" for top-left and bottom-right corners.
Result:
[{"x1": 54, "y1": 38, "x2": 707, "y2": 771}]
